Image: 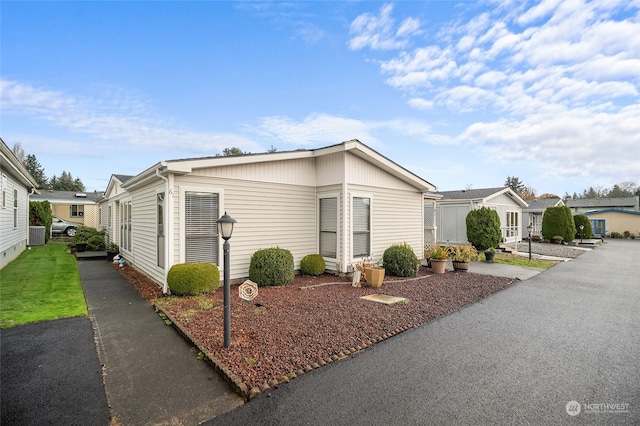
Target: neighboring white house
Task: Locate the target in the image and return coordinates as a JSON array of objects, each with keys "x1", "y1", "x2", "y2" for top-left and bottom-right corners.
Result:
[
  {"x1": 522, "y1": 197, "x2": 564, "y2": 238},
  {"x1": 435, "y1": 187, "x2": 528, "y2": 245},
  {"x1": 0, "y1": 138, "x2": 38, "y2": 270},
  {"x1": 97, "y1": 140, "x2": 439, "y2": 292}
]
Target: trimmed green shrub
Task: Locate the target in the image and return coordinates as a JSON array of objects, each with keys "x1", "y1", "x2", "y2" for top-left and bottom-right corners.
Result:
[
  {"x1": 72, "y1": 226, "x2": 106, "y2": 250},
  {"x1": 466, "y1": 207, "x2": 501, "y2": 251},
  {"x1": 29, "y1": 201, "x2": 53, "y2": 242},
  {"x1": 541, "y1": 206, "x2": 576, "y2": 243},
  {"x1": 249, "y1": 247, "x2": 295, "y2": 287},
  {"x1": 610, "y1": 231, "x2": 624, "y2": 239},
  {"x1": 300, "y1": 254, "x2": 326, "y2": 276},
  {"x1": 382, "y1": 243, "x2": 420, "y2": 277},
  {"x1": 573, "y1": 215, "x2": 594, "y2": 239},
  {"x1": 167, "y1": 263, "x2": 220, "y2": 296}
]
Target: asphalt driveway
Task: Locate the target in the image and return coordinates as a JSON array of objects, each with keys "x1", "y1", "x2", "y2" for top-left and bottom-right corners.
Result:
[{"x1": 211, "y1": 239, "x2": 639, "y2": 425}]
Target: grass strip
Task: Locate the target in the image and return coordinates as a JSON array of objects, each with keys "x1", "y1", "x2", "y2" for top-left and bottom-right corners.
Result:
[
  {"x1": 491, "y1": 253, "x2": 559, "y2": 269},
  {"x1": 0, "y1": 242, "x2": 87, "y2": 328}
]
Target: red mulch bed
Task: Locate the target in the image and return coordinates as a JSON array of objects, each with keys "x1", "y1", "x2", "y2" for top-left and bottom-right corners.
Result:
[{"x1": 114, "y1": 264, "x2": 516, "y2": 399}]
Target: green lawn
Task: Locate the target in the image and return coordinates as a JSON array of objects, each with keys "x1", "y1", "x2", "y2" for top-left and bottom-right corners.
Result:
[
  {"x1": 490, "y1": 253, "x2": 559, "y2": 269},
  {"x1": 0, "y1": 242, "x2": 87, "y2": 328}
]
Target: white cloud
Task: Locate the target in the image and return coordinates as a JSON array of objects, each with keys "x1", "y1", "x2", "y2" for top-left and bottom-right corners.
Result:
[
  {"x1": 352, "y1": 0, "x2": 640, "y2": 186},
  {"x1": 0, "y1": 78, "x2": 261, "y2": 156},
  {"x1": 348, "y1": 3, "x2": 420, "y2": 51}
]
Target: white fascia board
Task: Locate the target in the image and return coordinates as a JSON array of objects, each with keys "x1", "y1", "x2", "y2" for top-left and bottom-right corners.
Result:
[{"x1": 165, "y1": 150, "x2": 315, "y2": 174}]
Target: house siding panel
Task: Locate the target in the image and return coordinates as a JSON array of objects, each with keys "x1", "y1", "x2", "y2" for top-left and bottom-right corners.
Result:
[
  {"x1": 346, "y1": 153, "x2": 417, "y2": 191},
  {"x1": 175, "y1": 175, "x2": 316, "y2": 280},
  {"x1": 0, "y1": 175, "x2": 28, "y2": 268},
  {"x1": 130, "y1": 182, "x2": 165, "y2": 284},
  {"x1": 192, "y1": 157, "x2": 317, "y2": 186}
]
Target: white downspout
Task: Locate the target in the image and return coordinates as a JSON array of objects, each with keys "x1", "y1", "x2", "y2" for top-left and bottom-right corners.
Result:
[
  {"x1": 155, "y1": 167, "x2": 171, "y2": 294},
  {"x1": 27, "y1": 187, "x2": 36, "y2": 246}
]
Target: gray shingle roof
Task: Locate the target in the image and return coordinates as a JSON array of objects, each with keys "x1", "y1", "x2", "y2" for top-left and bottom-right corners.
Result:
[
  {"x1": 437, "y1": 187, "x2": 507, "y2": 200},
  {"x1": 565, "y1": 197, "x2": 638, "y2": 209},
  {"x1": 31, "y1": 190, "x2": 104, "y2": 202},
  {"x1": 523, "y1": 198, "x2": 563, "y2": 212},
  {"x1": 113, "y1": 174, "x2": 134, "y2": 183}
]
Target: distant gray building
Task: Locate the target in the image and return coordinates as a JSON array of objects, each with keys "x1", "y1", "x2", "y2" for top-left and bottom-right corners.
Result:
[{"x1": 565, "y1": 196, "x2": 639, "y2": 213}]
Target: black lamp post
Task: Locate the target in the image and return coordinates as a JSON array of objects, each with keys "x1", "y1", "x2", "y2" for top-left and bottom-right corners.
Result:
[
  {"x1": 580, "y1": 224, "x2": 584, "y2": 244},
  {"x1": 527, "y1": 223, "x2": 533, "y2": 261},
  {"x1": 217, "y1": 212, "x2": 236, "y2": 349}
]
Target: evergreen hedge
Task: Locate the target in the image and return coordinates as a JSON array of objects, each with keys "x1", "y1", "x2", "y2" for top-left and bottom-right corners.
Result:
[
  {"x1": 249, "y1": 247, "x2": 295, "y2": 287},
  {"x1": 167, "y1": 263, "x2": 220, "y2": 296},
  {"x1": 466, "y1": 207, "x2": 501, "y2": 251},
  {"x1": 29, "y1": 201, "x2": 53, "y2": 242},
  {"x1": 300, "y1": 254, "x2": 326, "y2": 276},
  {"x1": 541, "y1": 206, "x2": 576, "y2": 243},
  {"x1": 573, "y1": 215, "x2": 594, "y2": 239},
  {"x1": 382, "y1": 243, "x2": 420, "y2": 277}
]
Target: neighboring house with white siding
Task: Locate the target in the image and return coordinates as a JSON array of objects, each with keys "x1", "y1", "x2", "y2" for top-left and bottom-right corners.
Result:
[
  {"x1": 435, "y1": 187, "x2": 528, "y2": 245},
  {"x1": 31, "y1": 190, "x2": 104, "y2": 229},
  {"x1": 97, "y1": 140, "x2": 439, "y2": 292},
  {"x1": 1, "y1": 138, "x2": 38, "y2": 269}
]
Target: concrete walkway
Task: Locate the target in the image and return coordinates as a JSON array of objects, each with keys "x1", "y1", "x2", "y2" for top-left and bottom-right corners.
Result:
[
  {"x1": 211, "y1": 239, "x2": 640, "y2": 425},
  {"x1": 79, "y1": 259, "x2": 243, "y2": 425}
]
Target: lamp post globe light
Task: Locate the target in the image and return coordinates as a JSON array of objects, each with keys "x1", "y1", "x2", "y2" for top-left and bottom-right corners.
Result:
[
  {"x1": 580, "y1": 224, "x2": 584, "y2": 244},
  {"x1": 526, "y1": 223, "x2": 533, "y2": 261},
  {"x1": 217, "y1": 212, "x2": 236, "y2": 349}
]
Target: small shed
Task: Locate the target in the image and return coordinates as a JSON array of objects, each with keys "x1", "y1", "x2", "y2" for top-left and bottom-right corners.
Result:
[{"x1": 436, "y1": 187, "x2": 528, "y2": 245}]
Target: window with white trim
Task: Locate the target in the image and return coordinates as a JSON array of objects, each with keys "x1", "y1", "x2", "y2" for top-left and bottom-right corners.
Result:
[
  {"x1": 157, "y1": 192, "x2": 165, "y2": 268},
  {"x1": 352, "y1": 197, "x2": 370, "y2": 258},
  {"x1": 1, "y1": 174, "x2": 7, "y2": 208},
  {"x1": 120, "y1": 201, "x2": 132, "y2": 251},
  {"x1": 185, "y1": 191, "x2": 219, "y2": 264},
  {"x1": 319, "y1": 197, "x2": 337, "y2": 258},
  {"x1": 13, "y1": 189, "x2": 18, "y2": 227}
]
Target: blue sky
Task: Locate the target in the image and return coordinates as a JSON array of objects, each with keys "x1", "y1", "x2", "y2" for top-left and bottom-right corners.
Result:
[{"x1": 2, "y1": 1, "x2": 639, "y2": 196}]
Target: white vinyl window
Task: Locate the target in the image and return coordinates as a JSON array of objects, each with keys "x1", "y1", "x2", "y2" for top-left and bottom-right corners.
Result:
[
  {"x1": 352, "y1": 197, "x2": 371, "y2": 258},
  {"x1": 157, "y1": 192, "x2": 165, "y2": 268},
  {"x1": 13, "y1": 189, "x2": 18, "y2": 227},
  {"x1": 120, "y1": 201, "x2": 132, "y2": 251},
  {"x1": 185, "y1": 192, "x2": 219, "y2": 264},
  {"x1": 1, "y1": 174, "x2": 6, "y2": 208},
  {"x1": 319, "y1": 197, "x2": 338, "y2": 258}
]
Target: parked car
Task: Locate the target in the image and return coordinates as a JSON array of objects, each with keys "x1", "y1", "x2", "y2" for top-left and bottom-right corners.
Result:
[{"x1": 51, "y1": 216, "x2": 81, "y2": 237}]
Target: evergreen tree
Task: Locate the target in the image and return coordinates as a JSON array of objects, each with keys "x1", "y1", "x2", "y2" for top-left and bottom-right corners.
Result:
[
  {"x1": 50, "y1": 171, "x2": 85, "y2": 191},
  {"x1": 222, "y1": 147, "x2": 248, "y2": 156},
  {"x1": 23, "y1": 154, "x2": 48, "y2": 189},
  {"x1": 504, "y1": 176, "x2": 525, "y2": 193}
]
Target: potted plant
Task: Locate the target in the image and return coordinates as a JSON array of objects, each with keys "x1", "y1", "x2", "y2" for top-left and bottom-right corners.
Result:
[
  {"x1": 106, "y1": 242, "x2": 120, "y2": 261},
  {"x1": 449, "y1": 245, "x2": 477, "y2": 271},
  {"x1": 365, "y1": 264, "x2": 385, "y2": 288},
  {"x1": 351, "y1": 257, "x2": 373, "y2": 287},
  {"x1": 484, "y1": 247, "x2": 496, "y2": 262},
  {"x1": 429, "y1": 246, "x2": 449, "y2": 274}
]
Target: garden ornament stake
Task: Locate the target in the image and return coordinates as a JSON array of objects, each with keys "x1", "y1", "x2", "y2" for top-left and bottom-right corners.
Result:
[{"x1": 217, "y1": 212, "x2": 236, "y2": 349}]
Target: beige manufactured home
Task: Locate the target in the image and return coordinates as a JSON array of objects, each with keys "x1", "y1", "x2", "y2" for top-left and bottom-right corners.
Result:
[{"x1": 98, "y1": 140, "x2": 439, "y2": 292}]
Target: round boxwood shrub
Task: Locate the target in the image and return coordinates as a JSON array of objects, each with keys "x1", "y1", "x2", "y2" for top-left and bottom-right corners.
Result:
[
  {"x1": 466, "y1": 207, "x2": 501, "y2": 251},
  {"x1": 167, "y1": 263, "x2": 220, "y2": 296},
  {"x1": 249, "y1": 247, "x2": 295, "y2": 287},
  {"x1": 573, "y1": 214, "x2": 594, "y2": 239},
  {"x1": 382, "y1": 243, "x2": 420, "y2": 277},
  {"x1": 542, "y1": 206, "x2": 576, "y2": 244},
  {"x1": 300, "y1": 254, "x2": 326, "y2": 276}
]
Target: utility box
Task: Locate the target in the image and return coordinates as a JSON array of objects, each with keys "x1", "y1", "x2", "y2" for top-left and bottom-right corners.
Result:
[{"x1": 29, "y1": 226, "x2": 46, "y2": 246}]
